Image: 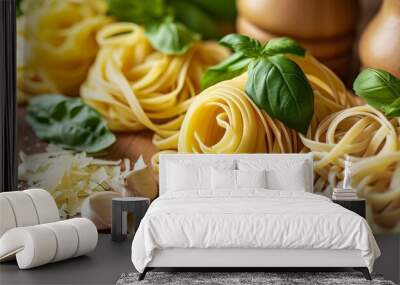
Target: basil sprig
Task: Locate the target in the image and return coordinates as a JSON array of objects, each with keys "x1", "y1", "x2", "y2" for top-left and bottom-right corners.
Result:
[
  {"x1": 246, "y1": 55, "x2": 313, "y2": 134},
  {"x1": 27, "y1": 95, "x2": 116, "y2": 153},
  {"x1": 263, "y1": 37, "x2": 306, "y2": 57},
  {"x1": 220, "y1": 34, "x2": 263, "y2": 57},
  {"x1": 168, "y1": 0, "x2": 220, "y2": 39},
  {"x1": 145, "y1": 18, "x2": 200, "y2": 55},
  {"x1": 354, "y1": 69, "x2": 400, "y2": 117},
  {"x1": 107, "y1": 0, "x2": 236, "y2": 55},
  {"x1": 107, "y1": 0, "x2": 168, "y2": 25},
  {"x1": 201, "y1": 35, "x2": 306, "y2": 89},
  {"x1": 107, "y1": 0, "x2": 199, "y2": 55},
  {"x1": 201, "y1": 53, "x2": 252, "y2": 90},
  {"x1": 202, "y1": 34, "x2": 313, "y2": 134}
]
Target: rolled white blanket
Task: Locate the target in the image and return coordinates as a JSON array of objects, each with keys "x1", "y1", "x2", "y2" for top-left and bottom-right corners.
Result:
[
  {"x1": 23, "y1": 189, "x2": 60, "y2": 224},
  {"x1": 1, "y1": 191, "x2": 40, "y2": 228},
  {"x1": 0, "y1": 196, "x2": 17, "y2": 237},
  {"x1": 0, "y1": 189, "x2": 59, "y2": 237},
  {"x1": 64, "y1": 218, "x2": 98, "y2": 258},
  {"x1": 0, "y1": 218, "x2": 98, "y2": 269}
]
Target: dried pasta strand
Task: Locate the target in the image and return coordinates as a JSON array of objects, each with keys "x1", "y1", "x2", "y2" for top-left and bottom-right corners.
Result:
[
  {"x1": 288, "y1": 54, "x2": 356, "y2": 136},
  {"x1": 301, "y1": 105, "x2": 400, "y2": 231},
  {"x1": 177, "y1": 75, "x2": 268, "y2": 154},
  {"x1": 17, "y1": 0, "x2": 111, "y2": 101},
  {"x1": 81, "y1": 22, "x2": 229, "y2": 150},
  {"x1": 157, "y1": 53, "x2": 400, "y2": 232},
  {"x1": 158, "y1": 53, "x2": 353, "y2": 161}
]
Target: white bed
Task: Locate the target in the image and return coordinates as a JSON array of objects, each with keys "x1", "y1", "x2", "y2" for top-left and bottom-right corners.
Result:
[{"x1": 131, "y1": 154, "x2": 380, "y2": 280}]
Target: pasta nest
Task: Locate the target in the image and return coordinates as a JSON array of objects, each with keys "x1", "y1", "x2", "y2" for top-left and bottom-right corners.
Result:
[
  {"x1": 301, "y1": 105, "x2": 400, "y2": 231},
  {"x1": 81, "y1": 22, "x2": 230, "y2": 150},
  {"x1": 161, "y1": 53, "x2": 355, "y2": 157},
  {"x1": 154, "y1": 53, "x2": 400, "y2": 232},
  {"x1": 177, "y1": 74, "x2": 300, "y2": 155},
  {"x1": 17, "y1": 0, "x2": 111, "y2": 101}
]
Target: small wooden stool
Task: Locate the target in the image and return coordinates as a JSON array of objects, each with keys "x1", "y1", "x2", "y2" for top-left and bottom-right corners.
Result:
[{"x1": 111, "y1": 197, "x2": 150, "y2": 242}]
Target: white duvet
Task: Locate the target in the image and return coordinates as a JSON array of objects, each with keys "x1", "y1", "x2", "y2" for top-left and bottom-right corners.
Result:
[{"x1": 131, "y1": 190, "x2": 380, "y2": 273}]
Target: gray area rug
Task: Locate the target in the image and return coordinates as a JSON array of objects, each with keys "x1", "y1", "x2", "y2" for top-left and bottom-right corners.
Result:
[{"x1": 116, "y1": 272, "x2": 396, "y2": 285}]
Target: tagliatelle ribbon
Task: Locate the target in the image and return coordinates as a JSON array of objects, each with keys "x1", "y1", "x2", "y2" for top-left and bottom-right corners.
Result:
[
  {"x1": 81, "y1": 22, "x2": 229, "y2": 150},
  {"x1": 17, "y1": 0, "x2": 111, "y2": 101}
]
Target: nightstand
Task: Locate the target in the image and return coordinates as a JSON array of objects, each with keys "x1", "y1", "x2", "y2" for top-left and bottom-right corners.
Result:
[
  {"x1": 332, "y1": 199, "x2": 366, "y2": 218},
  {"x1": 111, "y1": 197, "x2": 150, "y2": 241}
]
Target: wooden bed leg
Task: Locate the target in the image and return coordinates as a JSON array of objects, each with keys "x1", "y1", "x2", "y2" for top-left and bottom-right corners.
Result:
[
  {"x1": 138, "y1": 268, "x2": 148, "y2": 281},
  {"x1": 354, "y1": 267, "x2": 372, "y2": 280}
]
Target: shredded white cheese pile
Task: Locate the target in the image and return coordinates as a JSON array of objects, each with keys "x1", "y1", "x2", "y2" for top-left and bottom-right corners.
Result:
[{"x1": 18, "y1": 145, "x2": 132, "y2": 217}]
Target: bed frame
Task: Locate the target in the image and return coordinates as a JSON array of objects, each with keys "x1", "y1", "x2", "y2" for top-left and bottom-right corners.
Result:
[
  {"x1": 139, "y1": 248, "x2": 371, "y2": 280},
  {"x1": 139, "y1": 154, "x2": 372, "y2": 281}
]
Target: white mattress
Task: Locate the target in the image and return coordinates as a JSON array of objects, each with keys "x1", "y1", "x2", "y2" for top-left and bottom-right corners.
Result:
[{"x1": 131, "y1": 190, "x2": 380, "y2": 273}]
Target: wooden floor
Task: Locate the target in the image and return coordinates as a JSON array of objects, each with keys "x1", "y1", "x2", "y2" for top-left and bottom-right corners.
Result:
[{"x1": 0, "y1": 233, "x2": 133, "y2": 285}]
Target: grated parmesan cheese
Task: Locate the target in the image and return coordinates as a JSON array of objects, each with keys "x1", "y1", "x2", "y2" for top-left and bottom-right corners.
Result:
[{"x1": 18, "y1": 145, "x2": 132, "y2": 218}]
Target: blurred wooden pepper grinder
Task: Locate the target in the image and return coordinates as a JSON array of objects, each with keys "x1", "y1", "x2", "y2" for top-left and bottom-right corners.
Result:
[
  {"x1": 359, "y1": 0, "x2": 400, "y2": 78},
  {"x1": 236, "y1": 0, "x2": 359, "y2": 79}
]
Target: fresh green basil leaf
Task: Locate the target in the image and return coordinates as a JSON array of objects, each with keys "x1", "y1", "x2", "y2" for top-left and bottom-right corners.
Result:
[
  {"x1": 263, "y1": 37, "x2": 305, "y2": 57},
  {"x1": 106, "y1": 0, "x2": 236, "y2": 40},
  {"x1": 386, "y1": 97, "x2": 400, "y2": 117},
  {"x1": 220, "y1": 34, "x2": 262, "y2": 58},
  {"x1": 168, "y1": 0, "x2": 220, "y2": 39},
  {"x1": 188, "y1": 0, "x2": 237, "y2": 22},
  {"x1": 353, "y1": 69, "x2": 400, "y2": 115},
  {"x1": 245, "y1": 55, "x2": 314, "y2": 134},
  {"x1": 27, "y1": 94, "x2": 116, "y2": 153},
  {"x1": 201, "y1": 53, "x2": 251, "y2": 89},
  {"x1": 16, "y1": 0, "x2": 22, "y2": 17},
  {"x1": 107, "y1": 0, "x2": 169, "y2": 24},
  {"x1": 145, "y1": 20, "x2": 200, "y2": 55},
  {"x1": 245, "y1": 59, "x2": 274, "y2": 116}
]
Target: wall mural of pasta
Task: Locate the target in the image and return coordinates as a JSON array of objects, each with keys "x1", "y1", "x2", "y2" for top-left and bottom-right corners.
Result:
[
  {"x1": 16, "y1": 0, "x2": 400, "y2": 235},
  {"x1": 17, "y1": 0, "x2": 112, "y2": 100},
  {"x1": 80, "y1": 22, "x2": 229, "y2": 148}
]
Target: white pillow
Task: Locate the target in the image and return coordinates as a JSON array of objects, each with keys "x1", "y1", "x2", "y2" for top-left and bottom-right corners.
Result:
[
  {"x1": 237, "y1": 159, "x2": 311, "y2": 192},
  {"x1": 236, "y1": 169, "x2": 267, "y2": 188},
  {"x1": 266, "y1": 167, "x2": 308, "y2": 191},
  {"x1": 166, "y1": 159, "x2": 235, "y2": 192},
  {"x1": 167, "y1": 163, "x2": 210, "y2": 191},
  {"x1": 211, "y1": 169, "x2": 268, "y2": 190},
  {"x1": 211, "y1": 168, "x2": 236, "y2": 190}
]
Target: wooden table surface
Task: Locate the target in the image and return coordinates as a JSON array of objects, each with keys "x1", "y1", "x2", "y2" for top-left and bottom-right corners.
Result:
[{"x1": 17, "y1": 107, "x2": 159, "y2": 167}]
